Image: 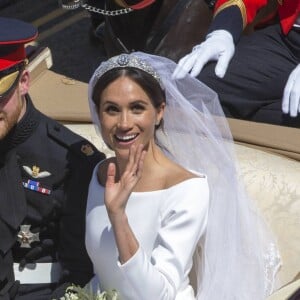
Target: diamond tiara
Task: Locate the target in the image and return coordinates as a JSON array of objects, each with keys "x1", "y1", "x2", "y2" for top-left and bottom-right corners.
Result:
[{"x1": 94, "y1": 54, "x2": 161, "y2": 84}]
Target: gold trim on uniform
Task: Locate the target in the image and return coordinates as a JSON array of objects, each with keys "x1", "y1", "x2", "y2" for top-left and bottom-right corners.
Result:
[
  {"x1": 214, "y1": 0, "x2": 247, "y2": 29},
  {"x1": 0, "y1": 71, "x2": 19, "y2": 95},
  {"x1": 32, "y1": 165, "x2": 40, "y2": 178}
]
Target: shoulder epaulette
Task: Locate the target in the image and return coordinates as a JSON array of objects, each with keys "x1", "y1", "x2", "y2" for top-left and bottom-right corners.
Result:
[
  {"x1": 214, "y1": 0, "x2": 247, "y2": 29},
  {"x1": 208, "y1": 3, "x2": 244, "y2": 43},
  {"x1": 46, "y1": 122, "x2": 105, "y2": 163}
]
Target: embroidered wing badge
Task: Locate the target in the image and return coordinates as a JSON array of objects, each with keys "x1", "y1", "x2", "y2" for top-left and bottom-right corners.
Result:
[{"x1": 22, "y1": 165, "x2": 51, "y2": 178}]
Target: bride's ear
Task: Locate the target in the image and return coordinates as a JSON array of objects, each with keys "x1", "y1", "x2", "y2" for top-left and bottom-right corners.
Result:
[{"x1": 156, "y1": 102, "x2": 166, "y2": 124}]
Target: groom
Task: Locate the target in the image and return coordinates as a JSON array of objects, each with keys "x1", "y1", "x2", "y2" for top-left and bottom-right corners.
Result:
[{"x1": 0, "y1": 17, "x2": 105, "y2": 299}]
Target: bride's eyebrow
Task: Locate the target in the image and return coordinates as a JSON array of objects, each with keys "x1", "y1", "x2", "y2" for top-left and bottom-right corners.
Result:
[{"x1": 130, "y1": 100, "x2": 149, "y2": 105}]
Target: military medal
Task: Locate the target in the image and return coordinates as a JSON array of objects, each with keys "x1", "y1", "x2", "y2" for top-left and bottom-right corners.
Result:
[
  {"x1": 17, "y1": 225, "x2": 40, "y2": 248},
  {"x1": 23, "y1": 179, "x2": 51, "y2": 195}
]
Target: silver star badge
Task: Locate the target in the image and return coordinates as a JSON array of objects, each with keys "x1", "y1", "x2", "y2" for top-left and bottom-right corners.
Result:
[{"x1": 17, "y1": 225, "x2": 40, "y2": 248}]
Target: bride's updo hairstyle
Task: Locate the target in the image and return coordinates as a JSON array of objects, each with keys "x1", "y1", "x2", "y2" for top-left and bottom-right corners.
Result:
[{"x1": 92, "y1": 67, "x2": 166, "y2": 112}]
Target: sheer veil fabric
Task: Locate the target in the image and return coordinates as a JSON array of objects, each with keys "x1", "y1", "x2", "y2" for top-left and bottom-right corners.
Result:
[{"x1": 88, "y1": 52, "x2": 281, "y2": 300}]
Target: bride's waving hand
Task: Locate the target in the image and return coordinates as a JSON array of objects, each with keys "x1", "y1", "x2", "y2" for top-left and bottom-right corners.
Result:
[{"x1": 105, "y1": 144, "x2": 146, "y2": 217}]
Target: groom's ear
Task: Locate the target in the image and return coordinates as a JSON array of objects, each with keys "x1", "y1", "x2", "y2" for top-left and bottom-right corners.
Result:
[{"x1": 19, "y1": 70, "x2": 30, "y2": 96}]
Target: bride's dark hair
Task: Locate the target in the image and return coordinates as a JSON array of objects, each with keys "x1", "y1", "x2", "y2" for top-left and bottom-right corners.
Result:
[{"x1": 92, "y1": 67, "x2": 166, "y2": 111}]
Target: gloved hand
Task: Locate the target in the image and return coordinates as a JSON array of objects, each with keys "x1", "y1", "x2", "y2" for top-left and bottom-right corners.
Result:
[
  {"x1": 282, "y1": 64, "x2": 300, "y2": 117},
  {"x1": 172, "y1": 30, "x2": 235, "y2": 79}
]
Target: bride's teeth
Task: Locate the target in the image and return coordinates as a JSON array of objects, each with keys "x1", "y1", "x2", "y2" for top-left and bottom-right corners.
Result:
[{"x1": 116, "y1": 134, "x2": 136, "y2": 141}]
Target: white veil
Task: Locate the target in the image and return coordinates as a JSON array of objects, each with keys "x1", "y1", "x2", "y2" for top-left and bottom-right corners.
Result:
[{"x1": 88, "y1": 52, "x2": 281, "y2": 300}]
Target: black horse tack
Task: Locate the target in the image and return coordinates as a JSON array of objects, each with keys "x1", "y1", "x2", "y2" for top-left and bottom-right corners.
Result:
[{"x1": 60, "y1": 0, "x2": 213, "y2": 60}]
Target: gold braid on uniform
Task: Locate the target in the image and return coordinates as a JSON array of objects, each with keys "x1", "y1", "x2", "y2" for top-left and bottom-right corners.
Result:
[{"x1": 214, "y1": 0, "x2": 247, "y2": 29}]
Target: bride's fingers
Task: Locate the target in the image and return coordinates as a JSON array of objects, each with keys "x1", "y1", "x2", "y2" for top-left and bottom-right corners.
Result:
[
  {"x1": 135, "y1": 144, "x2": 144, "y2": 162},
  {"x1": 126, "y1": 144, "x2": 136, "y2": 172},
  {"x1": 136, "y1": 148, "x2": 147, "y2": 178},
  {"x1": 123, "y1": 144, "x2": 146, "y2": 180},
  {"x1": 130, "y1": 144, "x2": 144, "y2": 175},
  {"x1": 106, "y1": 162, "x2": 116, "y2": 187},
  {"x1": 125, "y1": 144, "x2": 141, "y2": 172}
]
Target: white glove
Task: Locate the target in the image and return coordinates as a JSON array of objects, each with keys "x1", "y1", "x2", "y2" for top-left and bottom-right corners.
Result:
[
  {"x1": 282, "y1": 63, "x2": 300, "y2": 117},
  {"x1": 172, "y1": 30, "x2": 235, "y2": 79}
]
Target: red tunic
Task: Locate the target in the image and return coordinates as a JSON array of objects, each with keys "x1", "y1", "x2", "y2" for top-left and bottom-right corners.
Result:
[{"x1": 214, "y1": 0, "x2": 300, "y2": 35}]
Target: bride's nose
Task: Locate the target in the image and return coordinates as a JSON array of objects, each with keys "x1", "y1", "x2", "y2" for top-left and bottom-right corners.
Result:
[{"x1": 117, "y1": 111, "x2": 132, "y2": 129}]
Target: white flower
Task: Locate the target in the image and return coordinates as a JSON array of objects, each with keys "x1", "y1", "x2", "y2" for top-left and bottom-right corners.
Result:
[{"x1": 53, "y1": 285, "x2": 119, "y2": 300}]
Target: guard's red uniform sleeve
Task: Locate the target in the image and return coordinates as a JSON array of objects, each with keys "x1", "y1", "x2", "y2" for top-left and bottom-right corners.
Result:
[
  {"x1": 213, "y1": 0, "x2": 268, "y2": 29},
  {"x1": 213, "y1": 0, "x2": 300, "y2": 34}
]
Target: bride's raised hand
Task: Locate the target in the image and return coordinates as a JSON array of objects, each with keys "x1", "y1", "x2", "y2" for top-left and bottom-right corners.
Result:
[{"x1": 104, "y1": 144, "x2": 146, "y2": 218}]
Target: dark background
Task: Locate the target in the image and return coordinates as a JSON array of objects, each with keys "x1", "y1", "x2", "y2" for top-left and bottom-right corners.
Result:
[{"x1": 0, "y1": 0, "x2": 106, "y2": 82}]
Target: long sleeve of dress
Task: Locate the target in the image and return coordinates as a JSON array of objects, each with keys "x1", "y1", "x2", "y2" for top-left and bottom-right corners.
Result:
[{"x1": 86, "y1": 167, "x2": 209, "y2": 300}]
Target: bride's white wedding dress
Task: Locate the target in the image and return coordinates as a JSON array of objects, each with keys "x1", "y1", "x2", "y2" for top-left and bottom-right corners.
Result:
[{"x1": 85, "y1": 162, "x2": 209, "y2": 300}]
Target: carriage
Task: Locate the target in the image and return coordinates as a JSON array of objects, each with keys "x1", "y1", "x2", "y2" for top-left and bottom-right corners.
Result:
[{"x1": 2, "y1": 0, "x2": 299, "y2": 297}]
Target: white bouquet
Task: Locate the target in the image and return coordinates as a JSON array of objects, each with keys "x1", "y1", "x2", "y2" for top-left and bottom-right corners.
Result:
[{"x1": 54, "y1": 285, "x2": 119, "y2": 300}]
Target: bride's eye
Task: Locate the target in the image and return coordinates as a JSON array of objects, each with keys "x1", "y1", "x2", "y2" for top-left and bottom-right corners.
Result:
[
  {"x1": 105, "y1": 105, "x2": 119, "y2": 114},
  {"x1": 131, "y1": 104, "x2": 145, "y2": 113}
]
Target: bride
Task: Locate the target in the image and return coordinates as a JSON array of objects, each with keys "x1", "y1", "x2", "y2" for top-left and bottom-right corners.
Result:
[{"x1": 85, "y1": 52, "x2": 280, "y2": 300}]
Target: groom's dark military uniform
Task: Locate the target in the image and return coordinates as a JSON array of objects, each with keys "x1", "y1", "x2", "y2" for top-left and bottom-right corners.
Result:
[{"x1": 0, "y1": 17, "x2": 105, "y2": 299}]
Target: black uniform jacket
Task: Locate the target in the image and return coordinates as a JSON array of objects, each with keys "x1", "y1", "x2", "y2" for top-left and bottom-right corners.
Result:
[{"x1": 0, "y1": 95, "x2": 105, "y2": 299}]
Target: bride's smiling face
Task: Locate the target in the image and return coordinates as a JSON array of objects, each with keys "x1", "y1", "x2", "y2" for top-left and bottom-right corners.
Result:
[{"x1": 97, "y1": 76, "x2": 164, "y2": 159}]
